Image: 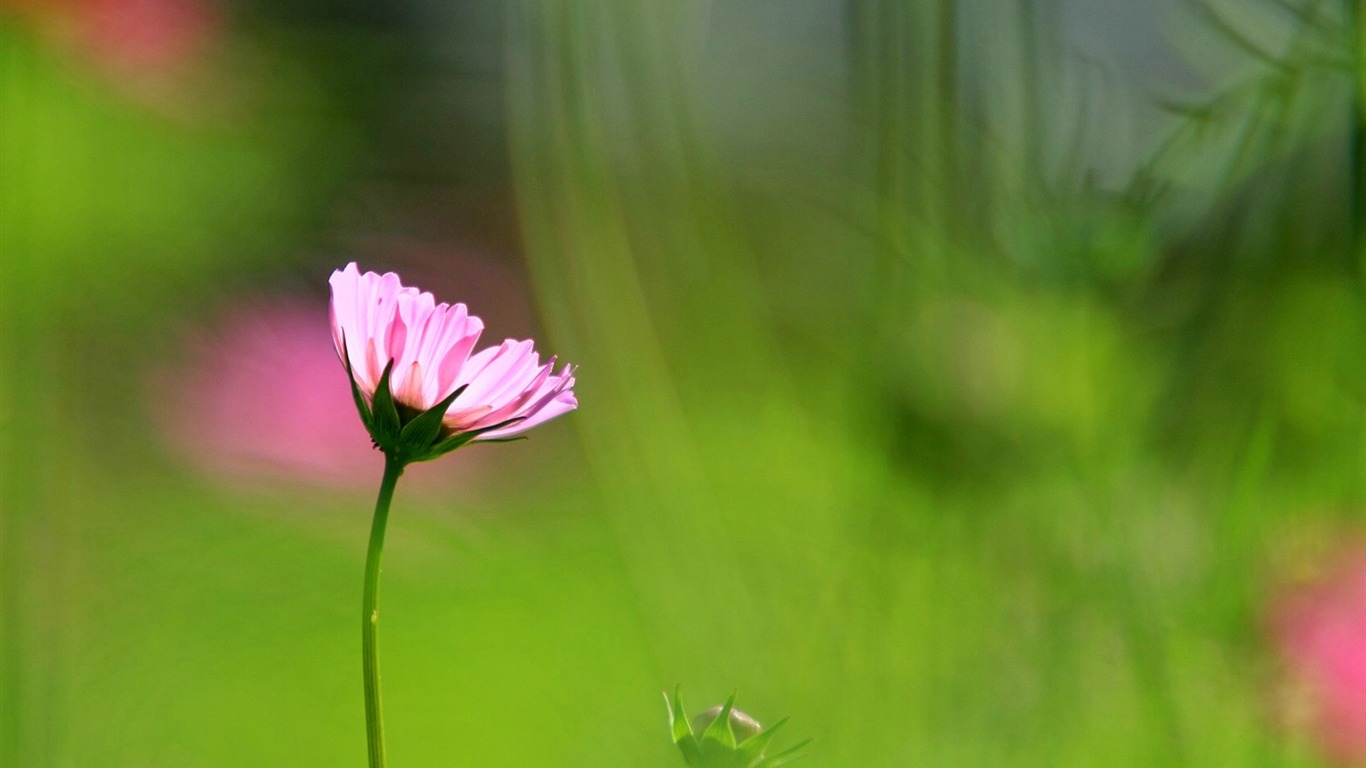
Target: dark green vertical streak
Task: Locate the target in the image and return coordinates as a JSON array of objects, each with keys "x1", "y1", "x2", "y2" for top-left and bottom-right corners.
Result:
[
  {"x1": 553, "y1": 4, "x2": 591, "y2": 187},
  {"x1": 0, "y1": 28, "x2": 71, "y2": 765},
  {"x1": 1349, "y1": 0, "x2": 1365, "y2": 272},
  {"x1": 0, "y1": 32, "x2": 43, "y2": 768},
  {"x1": 1019, "y1": 0, "x2": 1047, "y2": 189},
  {"x1": 0, "y1": 30, "x2": 24, "y2": 768},
  {"x1": 936, "y1": 0, "x2": 960, "y2": 241},
  {"x1": 875, "y1": 0, "x2": 907, "y2": 253},
  {"x1": 840, "y1": 0, "x2": 907, "y2": 453},
  {"x1": 865, "y1": 0, "x2": 909, "y2": 340}
]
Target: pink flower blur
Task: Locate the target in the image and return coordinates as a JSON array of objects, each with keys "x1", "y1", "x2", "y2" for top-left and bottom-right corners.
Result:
[
  {"x1": 329, "y1": 262, "x2": 577, "y2": 442},
  {"x1": 8, "y1": 0, "x2": 218, "y2": 75},
  {"x1": 77, "y1": 0, "x2": 217, "y2": 75},
  {"x1": 156, "y1": 299, "x2": 471, "y2": 491},
  {"x1": 1271, "y1": 545, "x2": 1366, "y2": 764}
]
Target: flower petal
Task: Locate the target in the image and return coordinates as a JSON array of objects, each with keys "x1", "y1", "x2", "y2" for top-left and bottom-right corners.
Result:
[{"x1": 328, "y1": 262, "x2": 576, "y2": 456}]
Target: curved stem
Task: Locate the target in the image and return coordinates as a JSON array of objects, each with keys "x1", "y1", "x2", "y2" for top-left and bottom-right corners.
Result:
[{"x1": 362, "y1": 455, "x2": 404, "y2": 768}]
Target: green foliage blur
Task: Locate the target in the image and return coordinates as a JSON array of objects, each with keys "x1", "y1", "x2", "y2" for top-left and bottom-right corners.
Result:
[{"x1": 4, "y1": 0, "x2": 1366, "y2": 765}]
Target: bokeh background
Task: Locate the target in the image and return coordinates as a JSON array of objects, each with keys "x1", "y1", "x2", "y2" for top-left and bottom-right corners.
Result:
[{"x1": 5, "y1": 0, "x2": 1366, "y2": 765}]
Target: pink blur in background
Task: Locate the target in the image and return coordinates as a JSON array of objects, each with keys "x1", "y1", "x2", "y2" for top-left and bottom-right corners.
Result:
[{"x1": 1271, "y1": 542, "x2": 1366, "y2": 765}]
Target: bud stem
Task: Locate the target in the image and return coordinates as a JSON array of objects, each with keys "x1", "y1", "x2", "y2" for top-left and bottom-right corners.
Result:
[{"x1": 362, "y1": 454, "x2": 404, "y2": 768}]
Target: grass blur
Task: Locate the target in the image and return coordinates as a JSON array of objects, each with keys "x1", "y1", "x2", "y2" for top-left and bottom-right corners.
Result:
[{"x1": 3, "y1": 0, "x2": 1366, "y2": 766}]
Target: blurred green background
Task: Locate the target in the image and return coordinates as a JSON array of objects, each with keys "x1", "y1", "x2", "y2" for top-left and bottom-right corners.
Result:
[{"x1": 4, "y1": 0, "x2": 1366, "y2": 765}]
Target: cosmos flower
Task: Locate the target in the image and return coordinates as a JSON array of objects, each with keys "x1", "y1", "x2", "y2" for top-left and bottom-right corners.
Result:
[
  {"x1": 328, "y1": 262, "x2": 576, "y2": 463},
  {"x1": 333, "y1": 261, "x2": 580, "y2": 767}
]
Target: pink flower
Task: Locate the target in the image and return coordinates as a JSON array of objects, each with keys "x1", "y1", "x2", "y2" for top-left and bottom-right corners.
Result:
[
  {"x1": 77, "y1": 0, "x2": 217, "y2": 76},
  {"x1": 328, "y1": 262, "x2": 576, "y2": 460},
  {"x1": 1271, "y1": 544, "x2": 1366, "y2": 764},
  {"x1": 9, "y1": 0, "x2": 218, "y2": 76}
]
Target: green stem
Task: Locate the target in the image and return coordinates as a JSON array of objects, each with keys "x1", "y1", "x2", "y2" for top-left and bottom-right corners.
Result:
[{"x1": 363, "y1": 455, "x2": 404, "y2": 768}]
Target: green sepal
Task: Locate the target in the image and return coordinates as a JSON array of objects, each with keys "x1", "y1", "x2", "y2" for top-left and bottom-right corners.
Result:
[
  {"x1": 701, "y1": 694, "x2": 739, "y2": 750},
  {"x1": 666, "y1": 687, "x2": 702, "y2": 767},
  {"x1": 398, "y1": 384, "x2": 467, "y2": 455},
  {"x1": 753, "y1": 739, "x2": 812, "y2": 768},
  {"x1": 428, "y1": 416, "x2": 527, "y2": 458},
  {"x1": 338, "y1": 338, "x2": 538, "y2": 464},
  {"x1": 340, "y1": 335, "x2": 374, "y2": 434},
  {"x1": 697, "y1": 695, "x2": 753, "y2": 768},
  {"x1": 369, "y1": 359, "x2": 401, "y2": 449},
  {"x1": 667, "y1": 687, "x2": 694, "y2": 744},
  {"x1": 428, "y1": 433, "x2": 475, "y2": 457},
  {"x1": 738, "y1": 717, "x2": 787, "y2": 762}
]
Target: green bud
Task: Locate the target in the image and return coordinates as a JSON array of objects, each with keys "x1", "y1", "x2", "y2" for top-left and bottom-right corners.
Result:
[
  {"x1": 691, "y1": 706, "x2": 762, "y2": 744},
  {"x1": 665, "y1": 687, "x2": 810, "y2": 768}
]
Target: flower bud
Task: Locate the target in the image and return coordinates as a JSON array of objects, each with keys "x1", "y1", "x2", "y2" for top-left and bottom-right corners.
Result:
[
  {"x1": 690, "y1": 705, "x2": 762, "y2": 744},
  {"x1": 665, "y1": 687, "x2": 809, "y2": 768}
]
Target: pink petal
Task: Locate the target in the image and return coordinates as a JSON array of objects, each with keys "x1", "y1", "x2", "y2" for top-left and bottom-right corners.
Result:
[{"x1": 328, "y1": 262, "x2": 576, "y2": 443}]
